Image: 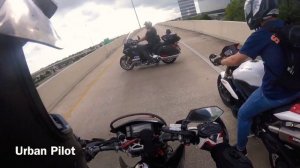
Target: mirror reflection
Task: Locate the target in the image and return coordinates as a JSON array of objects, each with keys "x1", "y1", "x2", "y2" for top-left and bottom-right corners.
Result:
[{"x1": 186, "y1": 106, "x2": 223, "y2": 122}]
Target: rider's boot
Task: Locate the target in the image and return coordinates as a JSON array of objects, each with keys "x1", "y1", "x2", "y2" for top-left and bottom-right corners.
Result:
[{"x1": 234, "y1": 145, "x2": 248, "y2": 156}]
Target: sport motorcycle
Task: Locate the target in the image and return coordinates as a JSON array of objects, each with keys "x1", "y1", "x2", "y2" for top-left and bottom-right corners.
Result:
[
  {"x1": 80, "y1": 107, "x2": 252, "y2": 168},
  {"x1": 209, "y1": 44, "x2": 300, "y2": 168}
]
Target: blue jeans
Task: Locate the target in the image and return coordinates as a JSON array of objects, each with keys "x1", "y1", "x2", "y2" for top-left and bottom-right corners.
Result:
[{"x1": 237, "y1": 87, "x2": 300, "y2": 150}]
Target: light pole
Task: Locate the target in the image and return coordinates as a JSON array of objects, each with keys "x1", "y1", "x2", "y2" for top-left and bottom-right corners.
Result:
[{"x1": 130, "y1": 0, "x2": 141, "y2": 28}]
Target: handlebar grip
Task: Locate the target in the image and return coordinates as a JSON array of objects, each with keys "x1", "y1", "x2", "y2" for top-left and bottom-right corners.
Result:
[
  {"x1": 160, "y1": 132, "x2": 179, "y2": 142},
  {"x1": 85, "y1": 145, "x2": 119, "y2": 162},
  {"x1": 99, "y1": 145, "x2": 118, "y2": 151},
  {"x1": 84, "y1": 138, "x2": 120, "y2": 162}
]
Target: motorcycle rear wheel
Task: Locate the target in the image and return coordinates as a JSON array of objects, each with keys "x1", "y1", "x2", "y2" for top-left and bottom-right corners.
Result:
[
  {"x1": 217, "y1": 75, "x2": 234, "y2": 107},
  {"x1": 120, "y1": 55, "x2": 134, "y2": 70}
]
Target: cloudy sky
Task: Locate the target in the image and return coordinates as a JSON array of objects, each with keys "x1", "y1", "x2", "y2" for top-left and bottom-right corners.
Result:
[{"x1": 24, "y1": 0, "x2": 183, "y2": 73}]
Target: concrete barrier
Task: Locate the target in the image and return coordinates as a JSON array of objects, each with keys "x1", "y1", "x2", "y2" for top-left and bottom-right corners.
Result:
[
  {"x1": 37, "y1": 29, "x2": 142, "y2": 111},
  {"x1": 159, "y1": 20, "x2": 253, "y2": 44}
]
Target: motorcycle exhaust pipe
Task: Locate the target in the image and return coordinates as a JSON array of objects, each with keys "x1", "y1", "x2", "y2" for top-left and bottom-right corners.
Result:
[
  {"x1": 159, "y1": 54, "x2": 179, "y2": 60},
  {"x1": 268, "y1": 125, "x2": 280, "y2": 134},
  {"x1": 268, "y1": 125, "x2": 300, "y2": 148}
]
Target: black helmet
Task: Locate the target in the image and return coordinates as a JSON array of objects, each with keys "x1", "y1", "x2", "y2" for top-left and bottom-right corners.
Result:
[
  {"x1": 244, "y1": 0, "x2": 279, "y2": 30},
  {"x1": 144, "y1": 21, "x2": 152, "y2": 29},
  {"x1": 166, "y1": 29, "x2": 171, "y2": 35}
]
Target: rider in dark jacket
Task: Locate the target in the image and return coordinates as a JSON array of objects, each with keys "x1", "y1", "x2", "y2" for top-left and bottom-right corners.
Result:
[{"x1": 138, "y1": 21, "x2": 160, "y2": 63}]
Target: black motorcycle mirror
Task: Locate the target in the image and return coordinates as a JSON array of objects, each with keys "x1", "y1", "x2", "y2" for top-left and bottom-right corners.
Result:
[
  {"x1": 181, "y1": 106, "x2": 224, "y2": 130},
  {"x1": 186, "y1": 106, "x2": 224, "y2": 122}
]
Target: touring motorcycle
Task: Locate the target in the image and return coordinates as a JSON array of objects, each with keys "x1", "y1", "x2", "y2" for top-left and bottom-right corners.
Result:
[
  {"x1": 120, "y1": 32, "x2": 181, "y2": 70},
  {"x1": 80, "y1": 107, "x2": 252, "y2": 168},
  {"x1": 209, "y1": 44, "x2": 300, "y2": 168}
]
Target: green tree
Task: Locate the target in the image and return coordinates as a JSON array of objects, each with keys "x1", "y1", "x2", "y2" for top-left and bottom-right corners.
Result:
[
  {"x1": 224, "y1": 0, "x2": 246, "y2": 21},
  {"x1": 187, "y1": 14, "x2": 212, "y2": 20},
  {"x1": 278, "y1": 0, "x2": 300, "y2": 23},
  {"x1": 225, "y1": 0, "x2": 300, "y2": 22},
  {"x1": 103, "y1": 38, "x2": 111, "y2": 45}
]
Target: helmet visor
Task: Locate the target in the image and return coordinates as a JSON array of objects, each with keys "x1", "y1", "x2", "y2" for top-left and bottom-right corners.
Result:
[
  {"x1": 0, "y1": 0, "x2": 62, "y2": 49},
  {"x1": 244, "y1": 0, "x2": 263, "y2": 19}
]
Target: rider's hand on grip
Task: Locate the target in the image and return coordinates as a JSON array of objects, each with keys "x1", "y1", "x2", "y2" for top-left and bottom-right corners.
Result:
[{"x1": 85, "y1": 148, "x2": 96, "y2": 162}]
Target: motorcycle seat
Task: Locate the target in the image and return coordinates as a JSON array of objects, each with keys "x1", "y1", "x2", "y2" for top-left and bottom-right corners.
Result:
[{"x1": 266, "y1": 98, "x2": 300, "y2": 115}]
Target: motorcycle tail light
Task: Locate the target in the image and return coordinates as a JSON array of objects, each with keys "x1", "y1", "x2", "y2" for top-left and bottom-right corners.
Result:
[{"x1": 290, "y1": 103, "x2": 300, "y2": 114}]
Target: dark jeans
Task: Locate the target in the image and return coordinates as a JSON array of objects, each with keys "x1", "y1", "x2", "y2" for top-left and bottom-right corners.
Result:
[
  {"x1": 139, "y1": 44, "x2": 154, "y2": 61},
  {"x1": 237, "y1": 87, "x2": 300, "y2": 150}
]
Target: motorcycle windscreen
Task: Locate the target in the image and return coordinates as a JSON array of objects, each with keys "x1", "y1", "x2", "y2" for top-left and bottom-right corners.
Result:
[{"x1": 124, "y1": 31, "x2": 134, "y2": 44}]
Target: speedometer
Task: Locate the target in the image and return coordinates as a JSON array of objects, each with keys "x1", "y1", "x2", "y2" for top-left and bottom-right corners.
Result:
[{"x1": 131, "y1": 123, "x2": 152, "y2": 137}]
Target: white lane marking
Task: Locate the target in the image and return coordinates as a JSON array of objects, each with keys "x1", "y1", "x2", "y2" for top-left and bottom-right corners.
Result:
[{"x1": 180, "y1": 41, "x2": 222, "y2": 74}]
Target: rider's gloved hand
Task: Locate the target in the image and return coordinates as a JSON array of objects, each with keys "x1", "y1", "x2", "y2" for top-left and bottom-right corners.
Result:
[
  {"x1": 85, "y1": 148, "x2": 96, "y2": 162},
  {"x1": 209, "y1": 54, "x2": 223, "y2": 66}
]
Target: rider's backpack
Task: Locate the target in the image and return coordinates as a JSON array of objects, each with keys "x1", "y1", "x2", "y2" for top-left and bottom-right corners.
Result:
[{"x1": 268, "y1": 24, "x2": 300, "y2": 91}]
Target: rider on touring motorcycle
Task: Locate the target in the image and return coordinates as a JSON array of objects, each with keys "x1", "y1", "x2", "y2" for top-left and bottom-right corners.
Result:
[
  {"x1": 211, "y1": 0, "x2": 300, "y2": 155},
  {"x1": 137, "y1": 21, "x2": 161, "y2": 63}
]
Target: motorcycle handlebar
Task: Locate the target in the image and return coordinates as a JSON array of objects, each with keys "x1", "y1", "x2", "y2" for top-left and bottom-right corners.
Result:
[
  {"x1": 160, "y1": 132, "x2": 179, "y2": 142},
  {"x1": 161, "y1": 127, "x2": 198, "y2": 144},
  {"x1": 95, "y1": 145, "x2": 120, "y2": 152},
  {"x1": 84, "y1": 139, "x2": 120, "y2": 162},
  {"x1": 84, "y1": 126, "x2": 198, "y2": 161}
]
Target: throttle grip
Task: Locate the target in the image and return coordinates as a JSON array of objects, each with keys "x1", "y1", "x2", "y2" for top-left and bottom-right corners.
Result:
[{"x1": 85, "y1": 147, "x2": 98, "y2": 162}]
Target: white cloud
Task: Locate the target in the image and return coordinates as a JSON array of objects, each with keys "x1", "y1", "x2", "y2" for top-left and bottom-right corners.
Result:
[{"x1": 24, "y1": 2, "x2": 180, "y2": 73}]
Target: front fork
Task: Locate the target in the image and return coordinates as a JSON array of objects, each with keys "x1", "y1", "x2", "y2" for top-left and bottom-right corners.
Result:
[{"x1": 125, "y1": 55, "x2": 134, "y2": 65}]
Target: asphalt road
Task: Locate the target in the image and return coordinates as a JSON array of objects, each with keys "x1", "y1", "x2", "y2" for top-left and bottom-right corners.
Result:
[{"x1": 51, "y1": 25, "x2": 270, "y2": 168}]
